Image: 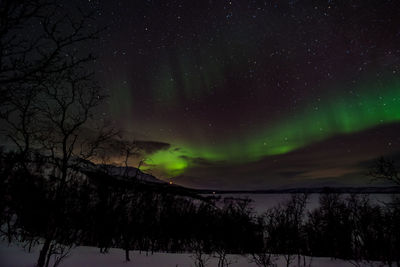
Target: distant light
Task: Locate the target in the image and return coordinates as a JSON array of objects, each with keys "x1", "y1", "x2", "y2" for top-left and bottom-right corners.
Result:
[{"x1": 169, "y1": 181, "x2": 173, "y2": 185}]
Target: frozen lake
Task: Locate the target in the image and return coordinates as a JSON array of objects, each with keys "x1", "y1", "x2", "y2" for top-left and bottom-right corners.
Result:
[{"x1": 206, "y1": 193, "x2": 397, "y2": 214}]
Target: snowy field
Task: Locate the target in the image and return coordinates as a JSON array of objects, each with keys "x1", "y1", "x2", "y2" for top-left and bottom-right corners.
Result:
[{"x1": 0, "y1": 241, "x2": 369, "y2": 267}]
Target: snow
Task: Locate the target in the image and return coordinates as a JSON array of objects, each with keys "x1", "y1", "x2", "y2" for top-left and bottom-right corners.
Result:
[
  {"x1": 0, "y1": 241, "x2": 372, "y2": 267},
  {"x1": 98, "y1": 165, "x2": 166, "y2": 184},
  {"x1": 0, "y1": 194, "x2": 392, "y2": 266}
]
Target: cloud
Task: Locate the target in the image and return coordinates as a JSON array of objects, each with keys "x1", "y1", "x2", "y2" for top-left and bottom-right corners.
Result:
[
  {"x1": 135, "y1": 140, "x2": 170, "y2": 154},
  {"x1": 171, "y1": 123, "x2": 400, "y2": 189}
]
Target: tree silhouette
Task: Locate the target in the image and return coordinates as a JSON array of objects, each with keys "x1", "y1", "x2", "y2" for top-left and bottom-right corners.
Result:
[
  {"x1": 264, "y1": 194, "x2": 308, "y2": 267},
  {"x1": 0, "y1": 1, "x2": 117, "y2": 266},
  {"x1": 369, "y1": 157, "x2": 400, "y2": 185}
]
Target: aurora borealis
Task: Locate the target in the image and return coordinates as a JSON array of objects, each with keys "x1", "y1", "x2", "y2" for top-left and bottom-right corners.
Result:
[
  {"x1": 143, "y1": 79, "x2": 400, "y2": 177},
  {"x1": 90, "y1": 0, "x2": 400, "y2": 189}
]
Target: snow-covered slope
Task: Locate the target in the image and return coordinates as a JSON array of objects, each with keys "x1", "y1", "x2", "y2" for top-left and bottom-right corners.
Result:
[
  {"x1": 0, "y1": 241, "x2": 379, "y2": 267},
  {"x1": 98, "y1": 165, "x2": 166, "y2": 184}
]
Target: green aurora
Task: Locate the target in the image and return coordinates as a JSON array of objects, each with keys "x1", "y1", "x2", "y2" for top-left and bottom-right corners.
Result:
[{"x1": 143, "y1": 79, "x2": 400, "y2": 177}]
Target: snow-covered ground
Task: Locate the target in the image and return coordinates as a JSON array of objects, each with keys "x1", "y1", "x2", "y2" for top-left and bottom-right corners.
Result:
[
  {"x1": 0, "y1": 194, "x2": 392, "y2": 266},
  {"x1": 0, "y1": 241, "x2": 375, "y2": 267}
]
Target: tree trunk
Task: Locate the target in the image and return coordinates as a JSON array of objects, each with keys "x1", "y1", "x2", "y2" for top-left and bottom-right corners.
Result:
[
  {"x1": 6, "y1": 219, "x2": 12, "y2": 244},
  {"x1": 44, "y1": 244, "x2": 53, "y2": 267},
  {"x1": 125, "y1": 248, "x2": 130, "y2": 261},
  {"x1": 37, "y1": 238, "x2": 52, "y2": 267},
  {"x1": 218, "y1": 252, "x2": 226, "y2": 267},
  {"x1": 285, "y1": 255, "x2": 291, "y2": 267},
  {"x1": 28, "y1": 239, "x2": 34, "y2": 252}
]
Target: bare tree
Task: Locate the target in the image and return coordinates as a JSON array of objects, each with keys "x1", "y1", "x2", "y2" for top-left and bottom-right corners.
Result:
[
  {"x1": 0, "y1": 0, "x2": 106, "y2": 164},
  {"x1": 263, "y1": 194, "x2": 308, "y2": 267},
  {"x1": 0, "y1": 85, "x2": 41, "y2": 166},
  {"x1": 191, "y1": 241, "x2": 212, "y2": 267},
  {"x1": 215, "y1": 250, "x2": 236, "y2": 267},
  {"x1": 34, "y1": 69, "x2": 117, "y2": 267},
  {"x1": 0, "y1": 1, "x2": 117, "y2": 267},
  {"x1": 369, "y1": 157, "x2": 400, "y2": 185},
  {"x1": 368, "y1": 158, "x2": 400, "y2": 265},
  {"x1": 0, "y1": 0, "x2": 100, "y2": 88},
  {"x1": 251, "y1": 251, "x2": 277, "y2": 267},
  {"x1": 250, "y1": 215, "x2": 277, "y2": 267},
  {"x1": 38, "y1": 69, "x2": 109, "y2": 180},
  {"x1": 118, "y1": 139, "x2": 143, "y2": 179}
]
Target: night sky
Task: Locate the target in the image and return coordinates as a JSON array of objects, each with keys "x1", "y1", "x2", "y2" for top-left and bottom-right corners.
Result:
[{"x1": 87, "y1": 0, "x2": 400, "y2": 189}]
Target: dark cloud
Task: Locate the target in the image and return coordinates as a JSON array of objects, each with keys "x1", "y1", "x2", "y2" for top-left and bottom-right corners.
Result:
[
  {"x1": 97, "y1": 137, "x2": 171, "y2": 160},
  {"x1": 135, "y1": 141, "x2": 170, "y2": 154},
  {"x1": 173, "y1": 123, "x2": 400, "y2": 190},
  {"x1": 278, "y1": 171, "x2": 307, "y2": 178}
]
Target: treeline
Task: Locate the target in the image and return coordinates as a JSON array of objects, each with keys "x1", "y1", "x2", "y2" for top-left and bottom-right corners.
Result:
[
  {"x1": 255, "y1": 193, "x2": 400, "y2": 267},
  {"x1": 1, "y1": 150, "x2": 400, "y2": 267},
  {"x1": 0, "y1": 150, "x2": 260, "y2": 267}
]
